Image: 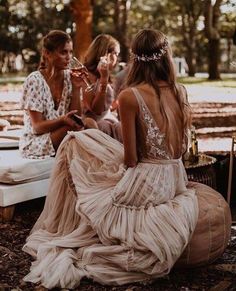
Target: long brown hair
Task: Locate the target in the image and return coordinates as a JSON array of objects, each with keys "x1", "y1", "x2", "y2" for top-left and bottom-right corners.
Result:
[
  {"x1": 83, "y1": 34, "x2": 120, "y2": 78},
  {"x1": 126, "y1": 29, "x2": 191, "y2": 154},
  {"x1": 39, "y1": 30, "x2": 72, "y2": 70}
]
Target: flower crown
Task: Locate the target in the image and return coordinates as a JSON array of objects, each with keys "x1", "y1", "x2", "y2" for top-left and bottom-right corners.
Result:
[{"x1": 131, "y1": 38, "x2": 168, "y2": 62}]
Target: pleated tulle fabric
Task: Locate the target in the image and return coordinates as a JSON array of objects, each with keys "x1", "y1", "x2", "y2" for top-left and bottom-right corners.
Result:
[{"x1": 23, "y1": 129, "x2": 198, "y2": 289}]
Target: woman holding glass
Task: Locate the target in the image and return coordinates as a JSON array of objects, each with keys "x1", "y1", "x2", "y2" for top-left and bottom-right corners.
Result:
[
  {"x1": 19, "y1": 30, "x2": 95, "y2": 159},
  {"x1": 82, "y1": 34, "x2": 123, "y2": 142}
]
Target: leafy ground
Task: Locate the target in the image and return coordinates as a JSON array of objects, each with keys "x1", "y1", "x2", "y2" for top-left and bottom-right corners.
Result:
[{"x1": 0, "y1": 198, "x2": 236, "y2": 291}]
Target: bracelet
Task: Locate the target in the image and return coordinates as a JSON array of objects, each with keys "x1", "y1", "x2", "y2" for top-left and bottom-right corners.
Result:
[{"x1": 99, "y1": 82, "x2": 107, "y2": 92}]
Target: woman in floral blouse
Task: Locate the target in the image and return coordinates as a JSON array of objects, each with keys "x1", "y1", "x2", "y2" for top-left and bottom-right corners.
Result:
[{"x1": 19, "y1": 30, "x2": 88, "y2": 159}]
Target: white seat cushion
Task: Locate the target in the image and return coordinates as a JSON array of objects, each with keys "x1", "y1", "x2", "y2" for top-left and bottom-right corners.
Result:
[
  {"x1": 0, "y1": 149, "x2": 54, "y2": 184},
  {"x1": 0, "y1": 130, "x2": 53, "y2": 207},
  {"x1": 0, "y1": 129, "x2": 22, "y2": 149},
  {"x1": 0, "y1": 179, "x2": 50, "y2": 207}
]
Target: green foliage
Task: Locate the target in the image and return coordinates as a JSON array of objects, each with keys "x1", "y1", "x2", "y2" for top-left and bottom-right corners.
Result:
[
  {"x1": 220, "y1": 10, "x2": 236, "y2": 38},
  {"x1": 93, "y1": 0, "x2": 167, "y2": 41},
  {"x1": 0, "y1": 0, "x2": 73, "y2": 70},
  {"x1": 93, "y1": 1, "x2": 114, "y2": 36},
  {"x1": 1, "y1": 0, "x2": 235, "y2": 74}
]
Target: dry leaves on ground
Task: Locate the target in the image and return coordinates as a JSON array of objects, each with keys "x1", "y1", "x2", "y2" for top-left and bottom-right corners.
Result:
[{"x1": 1, "y1": 198, "x2": 236, "y2": 291}]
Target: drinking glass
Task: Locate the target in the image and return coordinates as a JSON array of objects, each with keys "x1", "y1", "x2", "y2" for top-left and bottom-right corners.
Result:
[
  {"x1": 230, "y1": 61, "x2": 236, "y2": 68},
  {"x1": 69, "y1": 56, "x2": 94, "y2": 92},
  {"x1": 100, "y1": 55, "x2": 108, "y2": 65}
]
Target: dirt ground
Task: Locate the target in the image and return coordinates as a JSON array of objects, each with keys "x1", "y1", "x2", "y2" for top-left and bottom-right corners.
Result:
[{"x1": 0, "y1": 198, "x2": 236, "y2": 291}]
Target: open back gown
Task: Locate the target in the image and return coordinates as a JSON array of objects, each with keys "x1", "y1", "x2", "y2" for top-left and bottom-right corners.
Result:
[{"x1": 23, "y1": 88, "x2": 199, "y2": 288}]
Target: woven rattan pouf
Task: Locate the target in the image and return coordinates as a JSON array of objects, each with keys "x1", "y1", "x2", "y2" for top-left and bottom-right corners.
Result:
[{"x1": 176, "y1": 181, "x2": 232, "y2": 267}]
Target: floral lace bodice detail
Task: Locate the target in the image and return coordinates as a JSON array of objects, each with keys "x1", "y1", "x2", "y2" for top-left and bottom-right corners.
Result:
[{"x1": 132, "y1": 88, "x2": 171, "y2": 160}]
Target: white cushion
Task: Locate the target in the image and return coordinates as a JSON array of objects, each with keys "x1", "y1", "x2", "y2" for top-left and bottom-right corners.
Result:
[
  {"x1": 0, "y1": 179, "x2": 50, "y2": 207},
  {"x1": 0, "y1": 128, "x2": 22, "y2": 149},
  {"x1": 0, "y1": 149, "x2": 54, "y2": 184}
]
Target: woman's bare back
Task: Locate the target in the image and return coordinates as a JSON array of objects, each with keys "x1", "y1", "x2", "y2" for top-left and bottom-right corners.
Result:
[{"x1": 133, "y1": 83, "x2": 186, "y2": 159}]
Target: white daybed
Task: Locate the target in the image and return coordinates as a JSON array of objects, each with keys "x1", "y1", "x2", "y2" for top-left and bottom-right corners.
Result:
[{"x1": 0, "y1": 130, "x2": 54, "y2": 221}]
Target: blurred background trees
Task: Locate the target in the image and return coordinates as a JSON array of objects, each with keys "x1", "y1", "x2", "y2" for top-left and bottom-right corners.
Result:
[
  {"x1": 0, "y1": 0, "x2": 235, "y2": 79},
  {"x1": 70, "y1": 0, "x2": 93, "y2": 59}
]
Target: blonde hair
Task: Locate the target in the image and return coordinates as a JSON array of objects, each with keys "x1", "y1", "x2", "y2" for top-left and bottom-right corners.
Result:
[
  {"x1": 126, "y1": 29, "x2": 191, "y2": 155},
  {"x1": 84, "y1": 34, "x2": 120, "y2": 77},
  {"x1": 39, "y1": 30, "x2": 72, "y2": 70}
]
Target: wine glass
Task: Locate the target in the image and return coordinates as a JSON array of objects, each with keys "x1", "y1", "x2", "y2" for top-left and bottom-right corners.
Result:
[
  {"x1": 69, "y1": 56, "x2": 94, "y2": 92},
  {"x1": 100, "y1": 55, "x2": 108, "y2": 64},
  {"x1": 230, "y1": 61, "x2": 236, "y2": 68}
]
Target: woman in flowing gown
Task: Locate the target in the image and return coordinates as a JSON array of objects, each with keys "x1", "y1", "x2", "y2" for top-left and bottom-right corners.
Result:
[{"x1": 22, "y1": 29, "x2": 231, "y2": 289}]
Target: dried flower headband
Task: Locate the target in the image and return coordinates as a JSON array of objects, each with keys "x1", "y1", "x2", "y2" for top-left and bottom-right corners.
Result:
[{"x1": 131, "y1": 38, "x2": 169, "y2": 62}]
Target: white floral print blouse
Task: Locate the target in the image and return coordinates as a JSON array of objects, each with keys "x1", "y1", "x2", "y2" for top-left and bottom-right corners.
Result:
[{"x1": 19, "y1": 70, "x2": 72, "y2": 159}]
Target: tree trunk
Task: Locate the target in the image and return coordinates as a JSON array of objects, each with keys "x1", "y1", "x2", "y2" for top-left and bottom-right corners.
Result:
[
  {"x1": 208, "y1": 38, "x2": 221, "y2": 80},
  {"x1": 70, "y1": 0, "x2": 93, "y2": 61},
  {"x1": 185, "y1": 46, "x2": 196, "y2": 77},
  {"x1": 227, "y1": 38, "x2": 231, "y2": 72},
  {"x1": 233, "y1": 28, "x2": 236, "y2": 45},
  {"x1": 204, "y1": 0, "x2": 222, "y2": 80},
  {"x1": 179, "y1": 1, "x2": 203, "y2": 78},
  {"x1": 114, "y1": 0, "x2": 130, "y2": 62}
]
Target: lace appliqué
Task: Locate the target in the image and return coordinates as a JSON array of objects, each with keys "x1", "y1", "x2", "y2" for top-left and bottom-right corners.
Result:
[{"x1": 140, "y1": 102, "x2": 171, "y2": 159}]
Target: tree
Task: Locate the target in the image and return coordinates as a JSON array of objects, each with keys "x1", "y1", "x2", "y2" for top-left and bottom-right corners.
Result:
[
  {"x1": 114, "y1": 0, "x2": 130, "y2": 61},
  {"x1": 173, "y1": 0, "x2": 204, "y2": 76},
  {"x1": 204, "y1": 0, "x2": 223, "y2": 79},
  {"x1": 0, "y1": 0, "x2": 22, "y2": 72},
  {"x1": 0, "y1": 0, "x2": 73, "y2": 73},
  {"x1": 220, "y1": 3, "x2": 236, "y2": 71},
  {"x1": 92, "y1": 0, "x2": 168, "y2": 62},
  {"x1": 70, "y1": 0, "x2": 94, "y2": 60}
]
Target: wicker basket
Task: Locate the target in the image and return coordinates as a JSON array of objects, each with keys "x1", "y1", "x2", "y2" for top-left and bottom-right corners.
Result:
[{"x1": 184, "y1": 154, "x2": 217, "y2": 189}]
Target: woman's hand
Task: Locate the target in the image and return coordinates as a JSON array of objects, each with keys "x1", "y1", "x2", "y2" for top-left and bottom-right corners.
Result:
[
  {"x1": 97, "y1": 54, "x2": 110, "y2": 80},
  {"x1": 61, "y1": 110, "x2": 83, "y2": 130},
  {"x1": 28, "y1": 110, "x2": 82, "y2": 134},
  {"x1": 70, "y1": 67, "x2": 88, "y2": 89},
  {"x1": 110, "y1": 99, "x2": 119, "y2": 112}
]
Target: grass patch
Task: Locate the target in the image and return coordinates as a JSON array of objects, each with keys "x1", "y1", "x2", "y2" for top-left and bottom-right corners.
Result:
[
  {"x1": 178, "y1": 76, "x2": 236, "y2": 88},
  {"x1": 0, "y1": 72, "x2": 27, "y2": 85},
  {"x1": 0, "y1": 78, "x2": 25, "y2": 85},
  {"x1": 0, "y1": 74, "x2": 235, "y2": 88}
]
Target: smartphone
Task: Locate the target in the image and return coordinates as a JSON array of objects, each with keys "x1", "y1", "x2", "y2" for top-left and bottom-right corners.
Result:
[{"x1": 71, "y1": 114, "x2": 84, "y2": 126}]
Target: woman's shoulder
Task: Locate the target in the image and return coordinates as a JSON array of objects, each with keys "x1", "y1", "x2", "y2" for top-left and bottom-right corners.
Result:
[
  {"x1": 118, "y1": 87, "x2": 135, "y2": 100},
  {"x1": 177, "y1": 82, "x2": 187, "y2": 91},
  {"x1": 176, "y1": 83, "x2": 187, "y2": 94},
  {"x1": 26, "y1": 70, "x2": 41, "y2": 78},
  {"x1": 24, "y1": 71, "x2": 42, "y2": 84},
  {"x1": 176, "y1": 82, "x2": 188, "y2": 102},
  {"x1": 118, "y1": 87, "x2": 138, "y2": 109}
]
